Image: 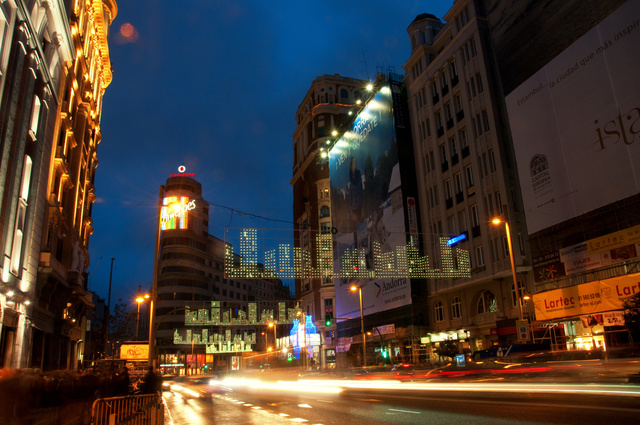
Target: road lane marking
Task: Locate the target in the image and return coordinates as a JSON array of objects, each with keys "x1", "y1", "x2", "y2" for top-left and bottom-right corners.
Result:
[{"x1": 388, "y1": 408, "x2": 420, "y2": 414}]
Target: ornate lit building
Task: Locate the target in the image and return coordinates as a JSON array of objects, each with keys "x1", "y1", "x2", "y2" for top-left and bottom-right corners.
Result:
[
  {"x1": 0, "y1": 0, "x2": 117, "y2": 370},
  {"x1": 404, "y1": 5, "x2": 533, "y2": 354},
  {"x1": 291, "y1": 75, "x2": 369, "y2": 368}
]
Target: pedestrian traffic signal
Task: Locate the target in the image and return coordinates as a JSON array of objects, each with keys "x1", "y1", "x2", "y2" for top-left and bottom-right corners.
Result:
[
  {"x1": 325, "y1": 313, "x2": 332, "y2": 327},
  {"x1": 382, "y1": 349, "x2": 389, "y2": 359}
]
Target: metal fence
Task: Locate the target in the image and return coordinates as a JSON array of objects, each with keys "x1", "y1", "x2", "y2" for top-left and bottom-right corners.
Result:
[{"x1": 91, "y1": 393, "x2": 163, "y2": 425}]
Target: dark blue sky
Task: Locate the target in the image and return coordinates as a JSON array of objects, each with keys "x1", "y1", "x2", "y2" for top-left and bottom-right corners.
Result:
[{"x1": 88, "y1": 1, "x2": 452, "y2": 308}]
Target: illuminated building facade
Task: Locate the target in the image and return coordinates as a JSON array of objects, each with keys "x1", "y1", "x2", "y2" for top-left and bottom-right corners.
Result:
[
  {"x1": 0, "y1": 0, "x2": 117, "y2": 369},
  {"x1": 404, "y1": 4, "x2": 534, "y2": 354},
  {"x1": 291, "y1": 75, "x2": 368, "y2": 368},
  {"x1": 153, "y1": 172, "x2": 291, "y2": 374}
]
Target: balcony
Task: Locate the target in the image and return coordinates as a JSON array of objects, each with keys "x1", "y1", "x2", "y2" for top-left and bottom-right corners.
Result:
[
  {"x1": 445, "y1": 198, "x2": 454, "y2": 209},
  {"x1": 437, "y1": 127, "x2": 445, "y2": 138},
  {"x1": 462, "y1": 146, "x2": 470, "y2": 158},
  {"x1": 451, "y1": 154, "x2": 459, "y2": 165},
  {"x1": 451, "y1": 75, "x2": 459, "y2": 87},
  {"x1": 473, "y1": 311, "x2": 503, "y2": 326},
  {"x1": 456, "y1": 110, "x2": 465, "y2": 121},
  {"x1": 441, "y1": 161, "x2": 449, "y2": 172},
  {"x1": 455, "y1": 192, "x2": 464, "y2": 203},
  {"x1": 446, "y1": 119, "x2": 454, "y2": 130},
  {"x1": 432, "y1": 94, "x2": 440, "y2": 105},
  {"x1": 442, "y1": 85, "x2": 449, "y2": 96}
]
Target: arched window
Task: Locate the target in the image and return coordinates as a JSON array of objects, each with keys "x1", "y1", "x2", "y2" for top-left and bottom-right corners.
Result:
[
  {"x1": 477, "y1": 290, "x2": 497, "y2": 314},
  {"x1": 340, "y1": 89, "x2": 348, "y2": 100},
  {"x1": 319, "y1": 205, "x2": 330, "y2": 218},
  {"x1": 451, "y1": 296, "x2": 461, "y2": 319},
  {"x1": 434, "y1": 301, "x2": 444, "y2": 322}
]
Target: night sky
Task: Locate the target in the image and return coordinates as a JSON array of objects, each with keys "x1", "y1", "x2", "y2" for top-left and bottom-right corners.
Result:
[{"x1": 88, "y1": 1, "x2": 452, "y2": 309}]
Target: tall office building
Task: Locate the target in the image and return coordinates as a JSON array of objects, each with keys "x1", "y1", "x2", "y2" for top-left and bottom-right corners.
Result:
[
  {"x1": 0, "y1": 0, "x2": 117, "y2": 369},
  {"x1": 152, "y1": 170, "x2": 291, "y2": 374},
  {"x1": 404, "y1": 3, "x2": 533, "y2": 355}
]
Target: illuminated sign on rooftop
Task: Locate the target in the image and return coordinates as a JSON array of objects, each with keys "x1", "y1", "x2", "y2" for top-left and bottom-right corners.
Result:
[{"x1": 170, "y1": 164, "x2": 195, "y2": 177}]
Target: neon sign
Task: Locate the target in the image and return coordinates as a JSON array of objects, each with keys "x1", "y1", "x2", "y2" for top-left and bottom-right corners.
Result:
[
  {"x1": 161, "y1": 196, "x2": 196, "y2": 230},
  {"x1": 170, "y1": 164, "x2": 195, "y2": 177}
]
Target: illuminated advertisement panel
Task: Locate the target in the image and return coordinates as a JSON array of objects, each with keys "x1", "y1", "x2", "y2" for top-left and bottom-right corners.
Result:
[
  {"x1": 161, "y1": 196, "x2": 196, "y2": 230},
  {"x1": 532, "y1": 272, "x2": 640, "y2": 321},
  {"x1": 329, "y1": 85, "x2": 412, "y2": 320},
  {"x1": 505, "y1": 1, "x2": 640, "y2": 235}
]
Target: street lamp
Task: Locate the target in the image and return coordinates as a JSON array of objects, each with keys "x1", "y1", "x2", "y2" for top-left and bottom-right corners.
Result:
[
  {"x1": 492, "y1": 218, "x2": 522, "y2": 320},
  {"x1": 268, "y1": 321, "x2": 277, "y2": 350},
  {"x1": 350, "y1": 284, "x2": 366, "y2": 367},
  {"x1": 135, "y1": 291, "x2": 150, "y2": 341}
]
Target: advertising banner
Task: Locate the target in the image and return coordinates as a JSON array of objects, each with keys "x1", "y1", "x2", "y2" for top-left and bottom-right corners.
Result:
[
  {"x1": 532, "y1": 272, "x2": 640, "y2": 320},
  {"x1": 533, "y1": 224, "x2": 640, "y2": 283},
  {"x1": 505, "y1": 1, "x2": 640, "y2": 234},
  {"x1": 329, "y1": 85, "x2": 412, "y2": 319}
]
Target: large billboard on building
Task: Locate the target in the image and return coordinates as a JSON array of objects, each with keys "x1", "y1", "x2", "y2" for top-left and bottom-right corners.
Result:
[
  {"x1": 505, "y1": 1, "x2": 640, "y2": 235},
  {"x1": 329, "y1": 85, "x2": 412, "y2": 320},
  {"x1": 532, "y1": 272, "x2": 640, "y2": 321}
]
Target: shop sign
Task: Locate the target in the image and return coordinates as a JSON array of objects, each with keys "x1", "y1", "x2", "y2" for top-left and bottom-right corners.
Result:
[{"x1": 532, "y1": 272, "x2": 640, "y2": 320}]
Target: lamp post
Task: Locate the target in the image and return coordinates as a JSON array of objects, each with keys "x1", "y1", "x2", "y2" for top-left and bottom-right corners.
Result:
[
  {"x1": 492, "y1": 218, "x2": 522, "y2": 321},
  {"x1": 135, "y1": 289, "x2": 150, "y2": 341},
  {"x1": 350, "y1": 285, "x2": 366, "y2": 367},
  {"x1": 296, "y1": 310, "x2": 308, "y2": 369},
  {"x1": 268, "y1": 321, "x2": 277, "y2": 350}
]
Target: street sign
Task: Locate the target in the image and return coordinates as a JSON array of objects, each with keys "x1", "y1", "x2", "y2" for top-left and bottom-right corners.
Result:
[{"x1": 516, "y1": 320, "x2": 530, "y2": 342}]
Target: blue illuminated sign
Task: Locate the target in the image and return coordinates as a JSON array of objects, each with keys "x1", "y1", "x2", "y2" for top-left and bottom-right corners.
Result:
[{"x1": 447, "y1": 234, "x2": 467, "y2": 245}]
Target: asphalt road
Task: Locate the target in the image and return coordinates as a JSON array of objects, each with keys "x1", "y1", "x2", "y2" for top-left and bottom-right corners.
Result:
[{"x1": 162, "y1": 377, "x2": 640, "y2": 424}]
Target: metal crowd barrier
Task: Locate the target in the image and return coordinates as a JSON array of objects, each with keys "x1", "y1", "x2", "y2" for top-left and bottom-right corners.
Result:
[{"x1": 91, "y1": 393, "x2": 163, "y2": 425}]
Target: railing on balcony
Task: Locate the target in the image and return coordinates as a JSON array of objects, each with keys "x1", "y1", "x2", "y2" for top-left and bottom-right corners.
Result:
[{"x1": 473, "y1": 311, "x2": 502, "y2": 326}]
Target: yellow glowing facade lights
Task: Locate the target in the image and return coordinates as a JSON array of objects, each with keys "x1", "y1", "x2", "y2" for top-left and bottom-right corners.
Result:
[{"x1": 224, "y1": 228, "x2": 470, "y2": 279}]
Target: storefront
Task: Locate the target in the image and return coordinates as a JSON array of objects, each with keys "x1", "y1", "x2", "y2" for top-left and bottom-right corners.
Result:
[{"x1": 532, "y1": 273, "x2": 637, "y2": 351}]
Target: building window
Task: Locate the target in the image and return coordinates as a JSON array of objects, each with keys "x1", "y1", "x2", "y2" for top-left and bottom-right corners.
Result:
[
  {"x1": 454, "y1": 173, "x2": 463, "y2": 194},
  {"x1": 444, "y1": 179, "x2": 452, "y2": 200},
  {"x1": 29, "y1": 96, "x2": 41, "y2": 140},
  {"x1": 435, "y1": 301, "x2": 444, "y2": 322},
  {"x1": 465, "y1": 165, "x2": 474, "y2": 188},
  {"x1": 477, "y1": 290, "x2": 496, "y2": 314},
  {"x1": 482, "y1": 110, "x2": 490, "y2": 132},
  {"x1": 458, "y1": 210, "x2": 468, "y2": 232},
  {"x1": 475, "y1": 246, "x2": 485, "y2": 267},
  {"x1": 10, "y1": 156, "x2": 33, "y2": 275},
  {"x1": 512, "y1": 281, "x2": 526, "y2": 309},
  {"x1": 489, "y1": 149, "x2": 496, "y2": 172},
  {"x1": 470, "y1": 204, "x2": 479, "y2": 227},
  {"x1": 476, "y1": 73, "x2": 484, "y2": 93},
  {"x1": 319, "y1": 205, "x2": 330, "y2": 218},
  {"x1": 470, "y1": 38, "x2": 477, "y2": 57},
  {"x1": 451, "y1": 297, "x2": 462, "y2": 319}
]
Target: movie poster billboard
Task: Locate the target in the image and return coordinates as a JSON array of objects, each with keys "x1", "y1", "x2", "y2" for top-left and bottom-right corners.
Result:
[
  {"x1": 329, "y1": 85, "x2": 412, "y2": 320},
  {"x1": 505, "y1": 1, "x2": 640, "y2": 235}
]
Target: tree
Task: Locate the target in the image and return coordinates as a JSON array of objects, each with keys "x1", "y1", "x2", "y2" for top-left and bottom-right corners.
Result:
[
  {"x1": 434, "y1": 337, "x2": 459, "y2": 361},
  {"x1": 109, "y1": 299, "x2": 136, "y2": 346},
  {"x1": 623, "y1": 293, "x2": 640, "y2": 342}
]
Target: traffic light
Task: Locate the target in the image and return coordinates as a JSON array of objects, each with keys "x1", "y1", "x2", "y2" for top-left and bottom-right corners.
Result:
[
  {"x1": 325, "y1": 313, "x2": 332, "y2": 327},
  {"x1": 382, "y1": 348, "x2": 389, "y2": 359}
]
